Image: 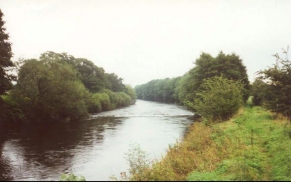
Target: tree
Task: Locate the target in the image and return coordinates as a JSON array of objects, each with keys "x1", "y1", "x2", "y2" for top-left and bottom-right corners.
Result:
[
  {"x1": 258, "y1": 47, "x2": 291, "y2": 118},
  {"x1": 12, "y1": 59, "x2": 90, "y2": 122},
  {"x1": 75, "y1": 58, "x2": 107, "y2": 92},
  {"x1": 181, "y1": 52, "x2": 250, "y2": 109},
  {"x1": 192, "y1": 76, "x2": 244, "y2": 122},
  {"x1": 0, "y1": 9, "x2": 14, "y2": 95},
  {"x1": 105, "y1": 73, "x2": 125, "y2": 92}
]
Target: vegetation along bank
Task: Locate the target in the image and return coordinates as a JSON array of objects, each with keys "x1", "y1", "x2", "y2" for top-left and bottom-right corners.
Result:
[{"x1": 0, "y1": 10, "x2": 136, "y2": 124}]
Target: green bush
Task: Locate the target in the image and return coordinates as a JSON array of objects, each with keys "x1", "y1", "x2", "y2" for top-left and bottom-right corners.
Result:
[
  {"x1": 117, "y1": 92, "x2": 131, "y2": 107},
  {"x1": 193, "y1": 76, "x2": 244, "y2": 122},
  {"x1": 98, "y1": 92, "x2": 111, "y2": 111},
  {"x1": 88, "y1": 93, "x2": 102, "y2": 113},
  {"x1": 88, "y1": 90, "x2": 133, "y2": 113}
]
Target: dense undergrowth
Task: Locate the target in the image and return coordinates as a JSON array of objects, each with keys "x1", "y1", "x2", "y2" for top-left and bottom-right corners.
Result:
[{"x1": 113, "y1": 99, "x2": 291, "y2": 181}]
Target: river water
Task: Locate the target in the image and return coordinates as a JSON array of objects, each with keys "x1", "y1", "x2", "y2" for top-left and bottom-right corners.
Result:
[{"x1": 0, "y1": 100, "x2": 194, "y2": 181}]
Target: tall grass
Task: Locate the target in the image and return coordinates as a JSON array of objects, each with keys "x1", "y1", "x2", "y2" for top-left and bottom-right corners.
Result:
[{"x1": 117, "y1": 103, "x2": 291, "y2": 181}]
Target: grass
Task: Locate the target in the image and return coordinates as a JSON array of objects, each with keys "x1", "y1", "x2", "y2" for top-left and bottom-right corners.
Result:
[{"x1": 119, "y1": 99, "x2": 291, "y2": 181}]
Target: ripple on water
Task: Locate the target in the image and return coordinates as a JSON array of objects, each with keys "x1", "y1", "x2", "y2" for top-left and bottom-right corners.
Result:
[{"x1": 0, "y1": 100, "x2": 194, "y2": 181}]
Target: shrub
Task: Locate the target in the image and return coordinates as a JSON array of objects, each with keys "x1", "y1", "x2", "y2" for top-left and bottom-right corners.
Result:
[
  {"x1": 98, "y1": 92, "x2": 111, "y2": 111},
  {"x1": 88, "y1": 93, "x2": 102, "y2": 113},
  {"x1": 193, "y1": 76, "x2": 244, "y2": 122}
]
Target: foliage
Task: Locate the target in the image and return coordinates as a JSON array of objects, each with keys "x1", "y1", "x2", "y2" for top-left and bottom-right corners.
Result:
[
  {"x1": 11, "y1": 59, "x2": 90, "y2": 122},
  {"x1": 60, "y1": 173, "x2": 86, "y2": 181},
  {"x1": 126, "y1": 143, "x2": 151, "y2": 181},
  {"x1": 0, "y1": 9, "x2": 15, "y2": 95},
  {"x1": 184, "y1": 52, "x2": 250, "y2": 107},
  {"x1": 2, "y1": 51, "x2": 136, "y2": 122},
  {"x1": 193, "y1": 76, "x2": 244, "y2": 122},
  {"x1": 0, "y1": 94, "x2": 26, "y2": 123},
  {"x1": 0, "y1": 9, "x2": 17, "y2": 123},
  {"x1": 258, "y1": 47, "x2": 291, "y2": 118},
  {"x1": 38, "y1": 51, "x2": 125, "y2": 93},
  {"x1": 105, "y1": 73, "x2": 125, "y2": 92},
  {"x1": 75, "y1": 58, "x2": 107, "y2": 92},
  {"x1": 135, "y1": 51, "x2": 249, "y2": 109},
  {"x1": 135, "y1": 77, "x2": 181, "y2": 103},
  {"x1": 250, "y1": 79, "x2": 269, "y2": 106},
  {"x1": 124, "y1": 84, "x2": 136, "y2": 102},
  {"x1": 87, "y1": 88, "x2": 134, "y2": 113},
  {"x1": 175, "y1": 73, "x2": 196, "y2": 107}
]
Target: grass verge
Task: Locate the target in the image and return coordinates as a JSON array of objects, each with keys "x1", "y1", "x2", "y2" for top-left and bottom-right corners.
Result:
[{"x1": 120, "y1": 103, "x2": 291, "y2": 181}]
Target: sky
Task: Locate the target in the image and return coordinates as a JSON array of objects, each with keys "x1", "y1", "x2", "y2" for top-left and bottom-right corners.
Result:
[{"x1": 1, "y1": 0, "x2": 291, "y2": 87}]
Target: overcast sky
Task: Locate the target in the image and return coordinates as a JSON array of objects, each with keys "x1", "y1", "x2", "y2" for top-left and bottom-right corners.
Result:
[{"x1": 1, "y1": 0, "x2": 291, "y2": 87}]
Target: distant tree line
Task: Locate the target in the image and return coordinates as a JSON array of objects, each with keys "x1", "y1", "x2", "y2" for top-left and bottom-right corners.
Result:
[
  {"x1": 135, "y1": 77, "x2": 181, "y2": 103},
  {"x1": 0, "y1": 9, "x2": 136, "y2": 123}
]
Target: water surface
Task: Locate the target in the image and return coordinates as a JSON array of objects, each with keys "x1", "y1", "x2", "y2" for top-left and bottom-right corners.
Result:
[{"x1": 0, "y1": 100, "x2": 194, "y2": 181}]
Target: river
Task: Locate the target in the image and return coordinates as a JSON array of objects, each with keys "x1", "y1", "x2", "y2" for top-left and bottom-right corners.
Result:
[{"x1": 0, "y1": 100, "x2": 194, "y2": 181}]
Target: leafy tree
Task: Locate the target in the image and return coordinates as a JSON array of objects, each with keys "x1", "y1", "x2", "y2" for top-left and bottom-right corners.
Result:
[
  {"x1": 0, "y1": 9, "x2": 14, "y2": 95},
  {"x1": 258, "y1": 47, "x2": 291, "y2": 118},
  {"x1": 38, "y1": 51, "x2": 113, "y2": 93},
  {"x1": 12, "y1": 59, "x2": 90, "y2": 122},
  {"x1": 192, "y1": 76, "x2": 244, "y2": 122},
  {"x1": 0, "y1": 9, "x2": 16, "y2": 123},
  {"x1": 105, "y1": 73, "x2": 125, "y2": 92},
  {"x1": 75, "y1": 58, "x2": 107, "y2": 92},
  {"x1": 181, "y1": 52, "x2": 249, "y2": 109}
]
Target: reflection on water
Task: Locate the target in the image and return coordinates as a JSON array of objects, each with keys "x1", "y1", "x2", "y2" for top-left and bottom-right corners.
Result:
[{"x1": 0, "y1": 100, "x2": 194, "y2": 181}]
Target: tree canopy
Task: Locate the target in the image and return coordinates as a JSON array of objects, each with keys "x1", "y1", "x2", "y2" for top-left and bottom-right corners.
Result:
[
  {"x1": 11, "y1": 59, "x2": 90, "y2": 122},
  {"x1": 184, "y1": 52, "x2": 250, "y2": 106},
  {"x1": 257, "y1": 47, "x2": 291, "y2": 118},
  {"x1": 0, "y1": 9, "x2": 14, "y2": 95}
]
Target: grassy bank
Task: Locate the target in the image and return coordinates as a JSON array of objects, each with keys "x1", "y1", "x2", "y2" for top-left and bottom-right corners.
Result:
[{"x1": 126, "y1": 104, "x2": 291, "y2": 181}]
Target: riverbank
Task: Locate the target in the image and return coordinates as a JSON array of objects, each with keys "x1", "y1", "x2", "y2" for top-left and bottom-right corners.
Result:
[{"x1": 128, "y1": 104, "x2": 291, "y2": 181}]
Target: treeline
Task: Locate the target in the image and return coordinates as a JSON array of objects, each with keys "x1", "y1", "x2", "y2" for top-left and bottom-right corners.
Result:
[
  {"x1": 135, "y1": 77, "x2": 181, "y2": 103},
  {"x1": 136, "y1": 48, "x2": 291, "y2": 121},
  {"x1": 0, "y1": 10, "x2": 136, "y2": 123},
  {"x1": 0, "y1": 51, "x2": 136, "y2": 123},
  {"x1": 135, "y1": 52, "x2": 250, "y2": 121}
]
